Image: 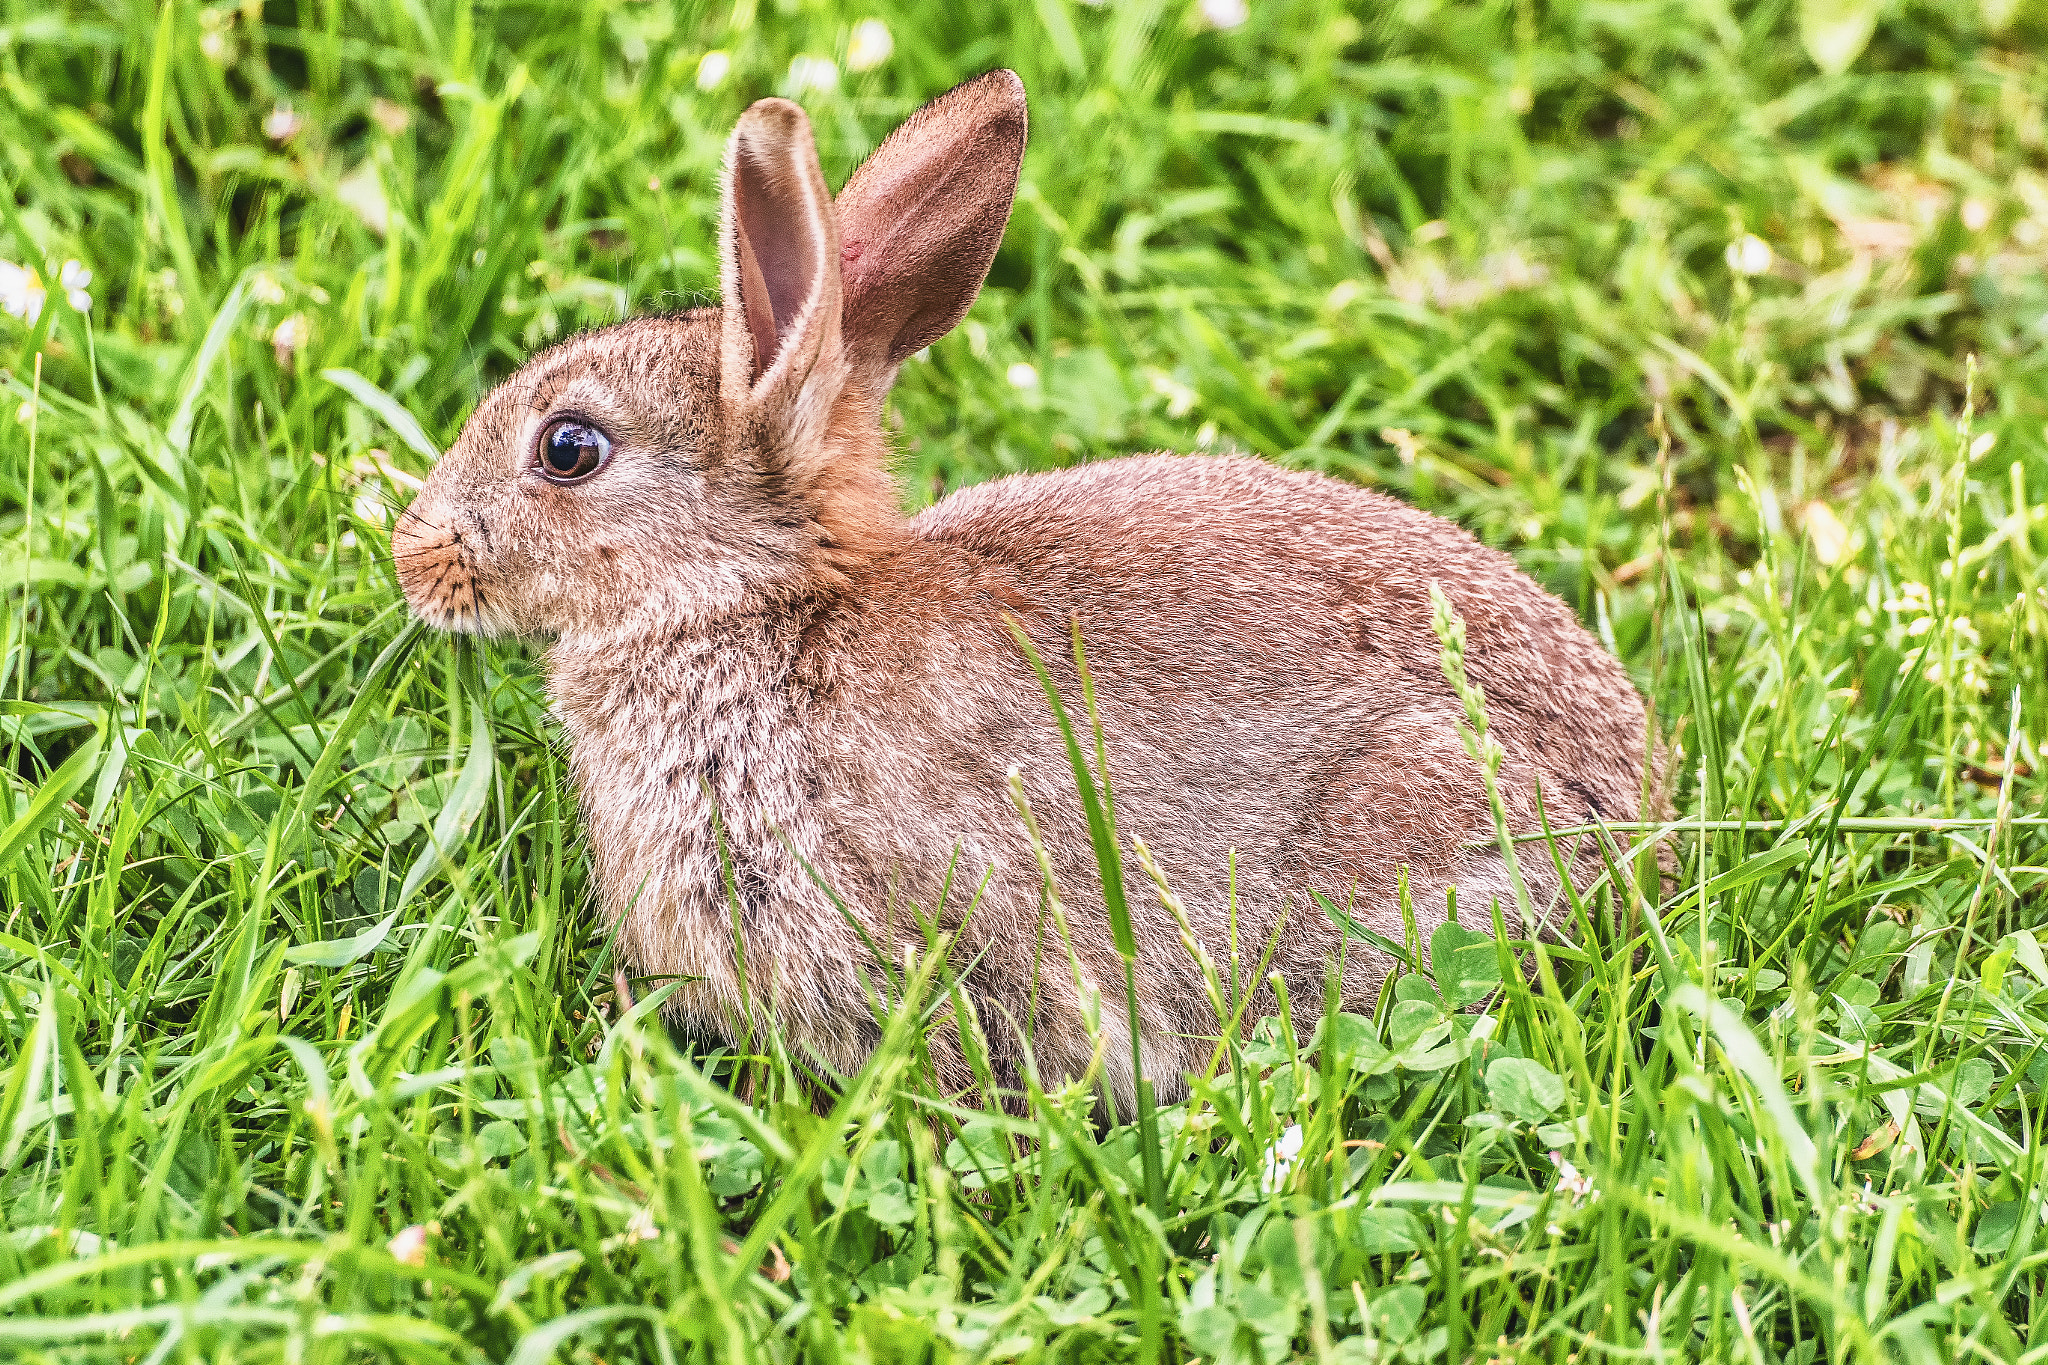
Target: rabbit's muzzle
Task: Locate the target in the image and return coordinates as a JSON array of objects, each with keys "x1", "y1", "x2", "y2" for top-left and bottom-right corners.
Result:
[{"x1": 392, "y1": 504, "x2": 494, "y2": 634}]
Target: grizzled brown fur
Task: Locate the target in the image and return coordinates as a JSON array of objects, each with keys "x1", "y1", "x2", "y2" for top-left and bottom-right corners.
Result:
[{"x1": 392, "y1": 71, "x2": 1655, "y2": 1114}]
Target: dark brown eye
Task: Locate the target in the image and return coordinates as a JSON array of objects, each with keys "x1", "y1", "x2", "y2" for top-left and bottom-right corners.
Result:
[{"x1": 536, "y1": 419, "x2": 610, "y2": 483}]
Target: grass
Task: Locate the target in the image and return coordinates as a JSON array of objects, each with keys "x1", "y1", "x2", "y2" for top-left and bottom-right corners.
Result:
[{"x1": 2, "y1": 0, "x2": 2047, "y2": 1359}]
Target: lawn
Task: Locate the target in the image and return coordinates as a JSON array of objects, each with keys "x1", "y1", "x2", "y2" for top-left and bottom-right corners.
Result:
[{"x1": 3, "y1": 0, "x2": 2047, "y2": 1360}]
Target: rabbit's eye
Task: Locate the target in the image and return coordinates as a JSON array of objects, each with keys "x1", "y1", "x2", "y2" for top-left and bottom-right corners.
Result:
[{"x1": 536, "y1": 420, "x2": 611, "y2": 483}]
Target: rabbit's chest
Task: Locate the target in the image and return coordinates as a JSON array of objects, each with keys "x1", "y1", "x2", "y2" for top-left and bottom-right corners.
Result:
[{"x1": 549, "y1": 635, "x2": 834, "y2": 932}]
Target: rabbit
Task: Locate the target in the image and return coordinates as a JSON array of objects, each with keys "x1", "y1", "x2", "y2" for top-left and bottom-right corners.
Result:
[{"x1": 391, "y1": 70, "x2": 1657, "y2": 1115}]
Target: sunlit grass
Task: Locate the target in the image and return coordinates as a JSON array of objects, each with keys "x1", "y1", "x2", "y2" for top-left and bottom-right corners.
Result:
[{"x1": 2, "y1": 0, "x2": 2046, "y2": 1361}]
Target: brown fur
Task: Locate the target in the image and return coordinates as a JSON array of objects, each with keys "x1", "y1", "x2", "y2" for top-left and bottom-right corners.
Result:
[{"x1": 391, "y1": 72, "x2": 1656, "y2": 1114}]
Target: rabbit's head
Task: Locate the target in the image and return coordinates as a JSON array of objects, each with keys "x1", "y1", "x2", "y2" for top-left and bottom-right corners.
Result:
[{"x1": 393, "y1": 72, "x2": 1027, "y2": 639}]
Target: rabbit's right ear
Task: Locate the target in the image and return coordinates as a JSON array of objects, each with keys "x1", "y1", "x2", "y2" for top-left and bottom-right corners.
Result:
[
  {"x1": 834, "y1": 70, "x2": 1027, "y2": 392},
  {"x1": 718, "y1": 97, "x2": 845, "y2": 447}
]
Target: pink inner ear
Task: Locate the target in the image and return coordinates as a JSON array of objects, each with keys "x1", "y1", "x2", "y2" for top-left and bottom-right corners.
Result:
[
  {"x1": 734, "y1": 141, "x2": 825, "y2": 378},
  {"x1": 735, "y1": 221, "x2": 778, "y2": 376}
]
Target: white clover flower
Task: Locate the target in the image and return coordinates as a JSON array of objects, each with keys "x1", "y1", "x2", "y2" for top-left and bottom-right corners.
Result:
[
  {"x1": 786, "y1": 55, "x2": 840, "y2": 97},
  {"x1": 846, "y1": 19, "x2": 893, "y2": 73},
  {"x1": 264, "y1": 103, "x2": 303, "y2": 143},
  {"x1": 1006, "y1": 361, "x2": 1040, "y2": 390},
  {"x1": 58, "y1": 260, "x2": 92, "y2": 313},
  {"x1": 1548, "y1": 1150, "x2": 1595, "y2": 1203},
  {"x1": 1725, "y1": 233, "x2": 1774, "y2": 277},
  {"x1": 1200, "y1": 0, "x2": 1249, "y2": 29},
  {"x1": 696, "y1": 51, "x2": 731, "y2": 91},
  {"x1": 0, "y1": 260, "x2": 46, "y2": 325},
  {"x1": 386, "y1": 1224, "x2": 429, "y2": 1267},
  {"x1": 272, "y1": 312, "x2": 311, "y2": 367},
  {"x1": 1258, "y1": 1123, "x2": 1303, "y2": 1194}
]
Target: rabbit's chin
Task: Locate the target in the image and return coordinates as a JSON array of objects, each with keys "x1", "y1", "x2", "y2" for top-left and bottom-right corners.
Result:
[{"x1": 405, "y1": 594, "x2": 527, "y2": 640}]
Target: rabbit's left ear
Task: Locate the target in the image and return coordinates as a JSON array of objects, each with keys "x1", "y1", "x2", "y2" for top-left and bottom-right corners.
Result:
[
  {"x1": 718, "y1": 97, "x2": 846, "y2": 442},
  {"x1": 834, "y1": 70, "x2": 1026, "y2": 394}
]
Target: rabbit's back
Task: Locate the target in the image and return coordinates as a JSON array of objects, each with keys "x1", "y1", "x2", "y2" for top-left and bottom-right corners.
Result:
[{"x1": 905, "y1": 453, "x2": 1644, "y2": 817}]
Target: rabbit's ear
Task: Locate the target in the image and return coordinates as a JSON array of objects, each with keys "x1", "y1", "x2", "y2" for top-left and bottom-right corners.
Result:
[
  {"x1": 834, "y1": 70, "x2": 1026, "y2": 391},
  {"x1": 719, "y1": 97, "x2": 845, "y2": 425}
]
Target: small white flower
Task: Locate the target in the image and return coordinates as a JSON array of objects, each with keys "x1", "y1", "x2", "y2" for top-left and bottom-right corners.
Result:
[
  {"x1": 386, "y1": 1224, "x2": 429, "y2": 1267},
  {"x1": 1259, "y1": 1123, "x2": 1304, "y2": 1194},
  {"x1": 272, "y1": 312, "x2": 311, "y2": 367},
  {"x1": 0, "y1": 260, "x2": 46, "y2": 324},
  {"x1": 1725, "y1": 233, "x2": 1774, "y2": 277},
  {"x1": 1380, "y1": 427, "x2": 1422, "y2": 465},
  {"x1": 1883, "y1": 581, "x2": 1933, "y2": 617},
  {"x1": 1961, "y1": 198, "x2": 1993, "y2": 232},
  {"x1": 263, "y1": 103, "x2": 303, "y2": 143},
  {"x1": 1200, "y1": 0, "x2": 1249, "y2": 28},
  {"x1": 846, "y1": 19, "x2": 893, "y2": 73},
  {"x1": 626, "y1": 1208, "x2": 659, "y2": 1241},
  {"x1": 696, "y1": 51, "x2": 731, "y2": 91},
  {"x1": 1548, "y1": 1150, "x2": 1595, "y2": 1203},
  {"x1": 250, "y1": 272, "x2": 288, "y2": 305},
  {"x1": 786, "y1": 54, "x2": 839, "y2": 97},
  {"x1": 58, "y1": 260, "x2": 92, "y2": 313},
  {"x1": 1006, "y1": 361, "x2": 1040, "y2": 390},
  {"x1": 1145, "y1": 367, "x2": 1198, "y2": 418}
]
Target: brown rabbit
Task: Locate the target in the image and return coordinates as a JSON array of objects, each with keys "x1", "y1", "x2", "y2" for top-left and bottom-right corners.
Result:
[{"x1": 392, "y1": 70, "x2": 1654, "y2": 1113}]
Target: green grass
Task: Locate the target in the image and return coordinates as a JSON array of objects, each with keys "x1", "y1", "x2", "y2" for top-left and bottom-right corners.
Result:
[{"x1": 3, "y1": 0, "x2": 2048, "y2": 1360}]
